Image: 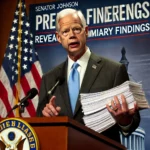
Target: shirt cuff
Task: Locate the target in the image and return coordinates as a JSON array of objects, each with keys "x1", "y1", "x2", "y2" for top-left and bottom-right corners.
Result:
[{"x1": 119, "y1": 119, "x2": 133, "y2": 135}]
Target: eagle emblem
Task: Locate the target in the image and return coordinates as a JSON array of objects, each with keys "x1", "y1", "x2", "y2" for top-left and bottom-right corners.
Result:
[
  {"x1": 0, "y1": 135, "x2": 26, "y2": 150},
  {"x1": 0, "y1": 118, "x2": 39, "y2": 150}
]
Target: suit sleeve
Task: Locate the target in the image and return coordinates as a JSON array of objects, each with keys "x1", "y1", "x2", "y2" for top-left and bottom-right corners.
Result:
[{"x1": 114, "y1": 64, "x2": 141, "y2": 136}]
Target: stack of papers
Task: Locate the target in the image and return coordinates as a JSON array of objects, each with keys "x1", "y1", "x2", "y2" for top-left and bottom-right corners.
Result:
[{"x1": 80, "y1": 81, "x2": 149, "y2": 133}]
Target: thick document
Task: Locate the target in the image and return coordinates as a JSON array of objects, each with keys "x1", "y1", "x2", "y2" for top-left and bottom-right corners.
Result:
[{"x1": 80, "y1": 81, "x2": 149, "y2": 133}]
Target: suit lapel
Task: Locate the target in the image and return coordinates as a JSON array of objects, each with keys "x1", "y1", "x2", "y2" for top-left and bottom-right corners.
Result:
[
  {"x1": 74, "y1": 53, "x2": 103, "y2": 116},
  {"x1": 58, "y1": 61, "x2": 73, "y2": 117}
]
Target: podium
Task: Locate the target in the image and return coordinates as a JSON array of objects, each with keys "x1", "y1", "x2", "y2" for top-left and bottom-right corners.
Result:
[{"x1": 0, "y1": 117, "x2": 126, "y2": 150}]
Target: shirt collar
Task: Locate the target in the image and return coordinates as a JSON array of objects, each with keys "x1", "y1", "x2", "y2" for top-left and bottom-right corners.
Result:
[{"x1": 68, "y1": 47, "x2": 91, "y2": 70}]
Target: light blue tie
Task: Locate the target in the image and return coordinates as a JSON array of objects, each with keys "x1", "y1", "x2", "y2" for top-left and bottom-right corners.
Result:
[{"x1": 68, "y1": 62, "x2": 80, "y2": 113}]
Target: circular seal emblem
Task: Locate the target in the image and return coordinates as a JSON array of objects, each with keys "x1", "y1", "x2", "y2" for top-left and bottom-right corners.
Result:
[{"x1": 0, "y1": 118, "x2": 39, "y2": 150}]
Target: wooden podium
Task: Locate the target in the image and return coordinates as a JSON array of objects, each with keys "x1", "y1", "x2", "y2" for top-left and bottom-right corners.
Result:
[{"x1": 0, "y1": 117, "x2": 126, "y2": 150}]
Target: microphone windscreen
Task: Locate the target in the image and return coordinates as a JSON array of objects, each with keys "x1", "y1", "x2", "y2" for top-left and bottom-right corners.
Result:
[{"x1": 27, "y1": 88, "x2": 38, "y2": 99}]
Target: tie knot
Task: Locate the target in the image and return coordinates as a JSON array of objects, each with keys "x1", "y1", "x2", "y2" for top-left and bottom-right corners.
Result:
[{"x1": 72, "y1": 62, "x2": 79, "y2": 70}]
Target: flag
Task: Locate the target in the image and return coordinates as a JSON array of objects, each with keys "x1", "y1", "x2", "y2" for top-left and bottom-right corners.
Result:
[{"x1": 0, "y1": 0, "x2": 43, "y2": 117}]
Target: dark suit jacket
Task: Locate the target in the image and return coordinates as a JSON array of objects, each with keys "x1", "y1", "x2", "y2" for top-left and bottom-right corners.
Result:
[{"x1": 37, "y1": 52, "x2": 140, "y2": 143}]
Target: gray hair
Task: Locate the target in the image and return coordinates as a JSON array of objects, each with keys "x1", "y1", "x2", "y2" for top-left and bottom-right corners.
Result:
[{"x1": 56, "y1": 8, "x2": 87, "y2": 31}]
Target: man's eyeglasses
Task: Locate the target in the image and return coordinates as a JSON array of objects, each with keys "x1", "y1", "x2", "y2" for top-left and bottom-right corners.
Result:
[{"x1": 59, "y1": 27, "x2": 83, "y2": 37}]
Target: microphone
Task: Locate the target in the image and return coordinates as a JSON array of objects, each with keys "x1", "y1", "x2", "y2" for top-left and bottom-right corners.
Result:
[
  {"x1": 47, "y1": 77, "x2": 65, "y2": 95},
  {"x1": 6, "y1": 88, "x2": 38, "y2": 117},
  {"x1": 13, "y1": 88, "x2": 38, "y2": 109}
]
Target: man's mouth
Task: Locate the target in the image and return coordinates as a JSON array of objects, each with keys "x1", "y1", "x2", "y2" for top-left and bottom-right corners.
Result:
[{"x1": 69, "y1": 42, "x2": 80, "y2": 48}]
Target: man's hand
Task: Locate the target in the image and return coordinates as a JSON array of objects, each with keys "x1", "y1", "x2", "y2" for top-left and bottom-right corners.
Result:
[
  {"x1": 42, "y1": 96, "x2": 61, "y2": 117},
  {"x1": 106, "y1": 94, "x2": 138, "y2": 126}
]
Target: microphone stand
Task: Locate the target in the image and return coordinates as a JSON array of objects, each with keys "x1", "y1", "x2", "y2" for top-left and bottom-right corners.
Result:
[
  {"x1": 6, "y1": 101, "x2": 29, "y2": 118},
  {"x1": 6, "y1": 108, "x2": 14, "y2": 118},
  {"x1": 6, "y1": 88, "x2": 38, "y2": 117},
  {"x1": 19, "y1": 101, "x2": 29, "y2": 114}
]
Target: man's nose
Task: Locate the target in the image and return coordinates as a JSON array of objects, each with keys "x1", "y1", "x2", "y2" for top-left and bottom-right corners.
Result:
[{"x1": 69, "y1": 29, "x2": 76, "y2": 38}]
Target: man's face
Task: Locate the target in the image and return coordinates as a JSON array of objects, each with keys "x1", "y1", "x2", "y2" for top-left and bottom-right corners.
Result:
[{"x1": 56, "y1": 14, "x2": 88, "y2": 58}]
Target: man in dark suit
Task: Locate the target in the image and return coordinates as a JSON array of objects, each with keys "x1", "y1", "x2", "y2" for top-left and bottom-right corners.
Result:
[{"x1": 37, "y1": 8, "x2": 140, "y2": 143}]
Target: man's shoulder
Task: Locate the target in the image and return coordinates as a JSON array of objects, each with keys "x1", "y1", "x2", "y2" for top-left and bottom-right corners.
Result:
[
  {"x1": 91, "y1": 52, "x2": 122, "y2": 67},
  {"x1": 43, "y1": 61, "x2": 66, "y2": 78}
]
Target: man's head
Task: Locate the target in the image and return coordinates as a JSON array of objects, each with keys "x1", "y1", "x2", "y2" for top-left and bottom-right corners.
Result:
[{"x1": 55, "y1": 8, "x2": 88, "y2": 61}]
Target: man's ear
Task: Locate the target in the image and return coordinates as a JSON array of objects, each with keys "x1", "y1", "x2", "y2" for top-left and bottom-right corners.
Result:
[
  {"x1": 85, "y1": 26, "x2": 88, "y2": 38},
  {"x1": 56, "y1": 32, "x2": 61, "y2": 44}
]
